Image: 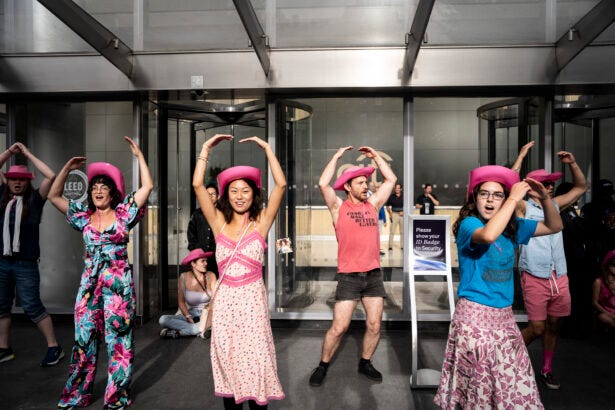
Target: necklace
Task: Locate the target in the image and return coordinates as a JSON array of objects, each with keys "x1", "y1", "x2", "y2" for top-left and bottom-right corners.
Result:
[{"x1": 96, "y1": 208, "x2": 113, "y2": 231}]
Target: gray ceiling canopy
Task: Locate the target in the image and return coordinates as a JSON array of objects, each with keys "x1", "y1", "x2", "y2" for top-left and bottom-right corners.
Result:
[
  {"x1": 1, "y1": 1, "x2": 615, "y2": 93},
  {"x1": 36, "y1": 0, "x2": 134, "y2": 77}
]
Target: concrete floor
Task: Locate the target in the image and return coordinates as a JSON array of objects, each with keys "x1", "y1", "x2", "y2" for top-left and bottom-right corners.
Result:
[{"x1": 1, "y1": 315, "x2": 614, "y2": 409}]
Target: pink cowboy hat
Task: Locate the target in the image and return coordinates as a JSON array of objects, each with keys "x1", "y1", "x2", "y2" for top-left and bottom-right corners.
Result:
[
  {"x1": 602, "y1": 250, "x2": 615, "y2": 269},
  {"x1": 181, "y1": 248, "x2": 214, "y2": 266},
  {"x1": 333, "y1": 166, "x2": 375, "y2": 191},
  {"x1": 467, "y1": 165, "x2": 520, "y2": 200},
  {"x1": 87, "y1": 162, "x2": 125, "y2": 198},
  {"x1": 4, "y1": 165, "x2": 34, "y2": 180},
  {"x1": 526, "y1": 169, "x2": 563, "y2": 183},
  {"x1": 217, "y1": 166, "x2": 261, "y2": 197}
]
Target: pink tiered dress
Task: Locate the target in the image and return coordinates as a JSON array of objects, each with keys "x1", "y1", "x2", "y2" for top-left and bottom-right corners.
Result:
[{"x1": 211, "y1": 224, "x2": 284, "y2": 405}]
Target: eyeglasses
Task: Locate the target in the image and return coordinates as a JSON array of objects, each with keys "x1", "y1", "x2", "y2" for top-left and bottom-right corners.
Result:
[
  {"x1": 543, "y1": 181, "x2": 555, "y2": 187},
  {"x1": 477, "y1": 190, "x2": 505, "y2": 201},
  {"x1": 90, "y1": 185, "x2": 110, "y2": 193},
  {"x1": 207, "y1": 192, "x2": 218, "y2": 197}
]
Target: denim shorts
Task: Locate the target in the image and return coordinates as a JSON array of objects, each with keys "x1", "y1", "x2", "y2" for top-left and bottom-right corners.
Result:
[
  {"x1": 0, "y1": 257, "x2": 48, "y2": 322},
  {"x1": 335, "y1": 269, "x2": 387, "y2": 301}
]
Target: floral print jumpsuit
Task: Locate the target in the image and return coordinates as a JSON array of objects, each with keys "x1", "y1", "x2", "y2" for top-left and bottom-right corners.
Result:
[{"x1": 58, "y1": 193, "x2": 145, "y2": 410}]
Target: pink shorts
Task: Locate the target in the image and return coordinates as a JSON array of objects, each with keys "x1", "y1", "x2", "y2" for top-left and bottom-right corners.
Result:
[{"x1": 521, "y1": 271, "x2": 571, "y2": 320}]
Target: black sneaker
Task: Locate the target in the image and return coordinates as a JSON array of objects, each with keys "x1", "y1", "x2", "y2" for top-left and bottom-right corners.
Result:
[
  {"x1": 540, "y1": 372, "x2": 560, "y2": 390},
  {"x1": 309, "y1": 365, "x2": 327, "y2": 386},
  {"x1": 41, "y1": 346, "x2": 65, "y2": 367},
  {"x1": 358, "y1": 360, "x2": 383, "y2": 382},
  {"x1": 0, "y1": 347, "x2": 15, "y2": 363}
]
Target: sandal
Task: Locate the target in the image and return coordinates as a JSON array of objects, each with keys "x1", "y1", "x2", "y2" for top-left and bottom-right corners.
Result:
[{"x1": 160, "y1": 328, "x2": 180, "y2": 339}]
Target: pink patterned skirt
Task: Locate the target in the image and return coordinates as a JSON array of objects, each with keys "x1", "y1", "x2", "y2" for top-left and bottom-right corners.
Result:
[{"x1": 434, "y1": 298, "x2": 543, "y2": 410}]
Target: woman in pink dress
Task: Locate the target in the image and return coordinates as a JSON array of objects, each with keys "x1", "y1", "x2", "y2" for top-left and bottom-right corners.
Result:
[{"x1": 193, "y1": 134, "x2": 286, "y2": 409}]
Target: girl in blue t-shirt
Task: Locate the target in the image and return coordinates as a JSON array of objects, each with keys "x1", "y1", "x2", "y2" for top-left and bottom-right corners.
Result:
[{"x1": 434, "y1": 165, "x2": 563, "y2": 410}]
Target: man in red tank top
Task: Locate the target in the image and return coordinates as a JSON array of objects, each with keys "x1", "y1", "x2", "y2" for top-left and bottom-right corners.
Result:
[{"x1": 309, "y1": 145, "x2": 396, "y2": 387}]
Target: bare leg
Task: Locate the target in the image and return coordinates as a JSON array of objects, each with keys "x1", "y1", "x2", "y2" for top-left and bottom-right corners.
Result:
[
  {"x1": 361, "y1": 297, "x2": 384, "y2": 359},
  {"x1": 321, "y1": 300, "x2": 357, "y2": 362},
  {"x1": 522, "y1": 319, "x2": 546, "y2": 346},
  {"x1": 543, "y1": 315, "x2": 560, "y2": 353},
  {"x1": 0, "y1": 316, "x2": 10, "y2": 348},
  {"x1": 36, "y1": 316, "x2": 59, "y2": 347}
]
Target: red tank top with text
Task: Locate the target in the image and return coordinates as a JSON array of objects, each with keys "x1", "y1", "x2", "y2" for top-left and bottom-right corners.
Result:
[{"x1": 335, "y1": 200, "x2": 381, "y2": 273}]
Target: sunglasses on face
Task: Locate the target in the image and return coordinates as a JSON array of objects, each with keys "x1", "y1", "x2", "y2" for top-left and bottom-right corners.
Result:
[{"x1": 543, "y1": 181, "x2": 555, "y2": 187}]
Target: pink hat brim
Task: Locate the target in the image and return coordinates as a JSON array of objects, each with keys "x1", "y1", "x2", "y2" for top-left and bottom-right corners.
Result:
[
  {"x1": 87, "y1": 162, "x2": 125, "y2": 198},
  {"x1": 4, "y1": 165, "x2": 34, "y2": 180},
  {"x1": 467, "y1": 165, "x2": 520, "y2": 200},
  {"x1": 333, "y1": 166, "x2": 375, "y2": 191},
  {"x1": 217, "y1": 166, "x2": 261, "y2": 197},
  {"x1": 4, "y1": 172, "x2": 34, "y2": 179},
  {"x1": 181, "y1": 248, "x2": 214, "y2": 266},
  {"x1": 526, "y1": 169, "x2": 563, "y2": 183}
]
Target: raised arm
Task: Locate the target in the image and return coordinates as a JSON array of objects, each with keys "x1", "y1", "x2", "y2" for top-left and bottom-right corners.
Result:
[
  {"x1": 15, "y1": 142, "x2": 56, "y2": 198},
  {"x1": 528, "y1": 177, "x2": 564, "y2": 236},
  {"x1": 472, "y1": 181, "x2": 530, "y2": 244},
  {"x1": 318, "y1": 147, "x2": 351, "y2": 219},
  {"x1": 0, "y1": 144, "x2": 21, "y2": 185},
  {"x1": 511, "y1": 141, "x2": 535, "y2": 173},
  {"x1": 363, "y1": 146, "x2": 396, "y2": 210},
  {"x1": 193, "y1": 134, "x2": 232, "y2": 234},
  {"x1": 47, "y1": 156, "x2": 87, "y2": 214},
  {"x1": 553, "y1": 151, "x2": 587, "y2": 210},
  {"x1": 240, "y1": 137, "x2": 287, "y2": 237},
  {"x1": 124, "y1": 136, "x2": 153, "y2": 208}
]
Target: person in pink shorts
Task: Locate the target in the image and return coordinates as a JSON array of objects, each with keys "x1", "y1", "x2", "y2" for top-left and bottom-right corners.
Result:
[{"x1": 511, "y1": 146, "x2": 587, "y2": 390}]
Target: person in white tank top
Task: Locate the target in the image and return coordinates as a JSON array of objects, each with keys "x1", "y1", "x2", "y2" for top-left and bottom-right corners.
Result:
[{"x1": 159, "y1": 248, "x2": 216, "y2": 338}]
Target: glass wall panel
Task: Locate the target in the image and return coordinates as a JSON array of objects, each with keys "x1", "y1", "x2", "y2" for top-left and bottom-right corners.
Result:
[
  {"x1": 274, "y1": 98, "x2": 404, "y2": 317},
  {"x1": 429, "y1": 0, "x2": 600, "y2": 45},
  {"x1": 142, "y1": 97, "x2": 160, "y2": 319},
  {"x1": 139, "y1": 0, "x2": 250, "y2": 51},
  {"x1": 416, "y1": 98, "x2": 502, "y2": 206},
  {"x1": 0, "y1": 0, "x2": 94, "y2": 53},
  {"x1": 0, "y1": 104, "x2": 5, "y2": 151},
  {"x1": 554, "y1": 121, "x2": 592, "y2": 205},
  {"x1": 263, "y1": 0, "x2": 416, "y2": 48},
  {"x1": 166, "y1": 119, "x2": 192, "y2": 308},
  {"x1": 599, "y1": 118, "x2": 615, "y2": 186}
]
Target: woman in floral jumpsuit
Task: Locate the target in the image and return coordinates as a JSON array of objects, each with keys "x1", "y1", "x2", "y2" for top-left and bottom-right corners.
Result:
[{"x1": 48, "y1": 137, "x2": 153, "y2": 410}]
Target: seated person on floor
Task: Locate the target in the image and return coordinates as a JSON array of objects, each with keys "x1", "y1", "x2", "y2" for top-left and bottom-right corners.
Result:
[
  {"x1": 593, "y1": 250, "x2": 615, "y2": 330},
  {"x1": 159, "y1": 248, "x2": 216, "y2": 338}
]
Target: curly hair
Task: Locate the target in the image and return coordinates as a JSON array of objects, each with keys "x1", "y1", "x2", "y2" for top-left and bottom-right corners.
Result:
[
  {"x1": 87, "y1": 175, "x2": 122, "y2": 212},
  {"x1": 218, "y1": 178, "x2": 262, "y2": 223},
  {"x1": 452, "y1": 182, "x2": 517, "y2": 240}
]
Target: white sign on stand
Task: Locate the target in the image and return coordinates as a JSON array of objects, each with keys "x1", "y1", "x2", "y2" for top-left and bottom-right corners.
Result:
[{"x1": 408, "y1": 215, "x2": 455, "y2": 389}]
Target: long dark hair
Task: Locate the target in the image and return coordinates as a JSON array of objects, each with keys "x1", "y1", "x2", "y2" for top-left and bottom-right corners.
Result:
[
  {"x1": 218, "y1": 178, "x2": 263, "y2": 223},
  {"x1": 452, "y1": 182, "x2": 517, "y2": 240},
  {"x1": 1, "y1": 180, "x2": 33, "y2": 220},
  {"x1": 87, "y1": 175, "x2": 122, "y2": 212}
]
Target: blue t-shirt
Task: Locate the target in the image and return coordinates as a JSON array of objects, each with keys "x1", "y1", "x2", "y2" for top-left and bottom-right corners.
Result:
[{"x1": 456, "y1": 216, "x2": 537, "y2": 308}]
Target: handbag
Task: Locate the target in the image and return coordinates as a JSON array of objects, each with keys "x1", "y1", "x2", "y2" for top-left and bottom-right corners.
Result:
[{"x1": 198, "y1": 222, "x2": 251, "y2": 336}]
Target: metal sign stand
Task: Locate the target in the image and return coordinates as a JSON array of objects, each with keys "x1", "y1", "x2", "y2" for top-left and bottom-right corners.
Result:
[{"x1": 408, "y1": 215, "x2": 455, "y2": 389}]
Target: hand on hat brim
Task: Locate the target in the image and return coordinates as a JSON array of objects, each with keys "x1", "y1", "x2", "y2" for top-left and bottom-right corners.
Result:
[{"x1": 525, "y1": 177, "x2": 549, "y2": 200}]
